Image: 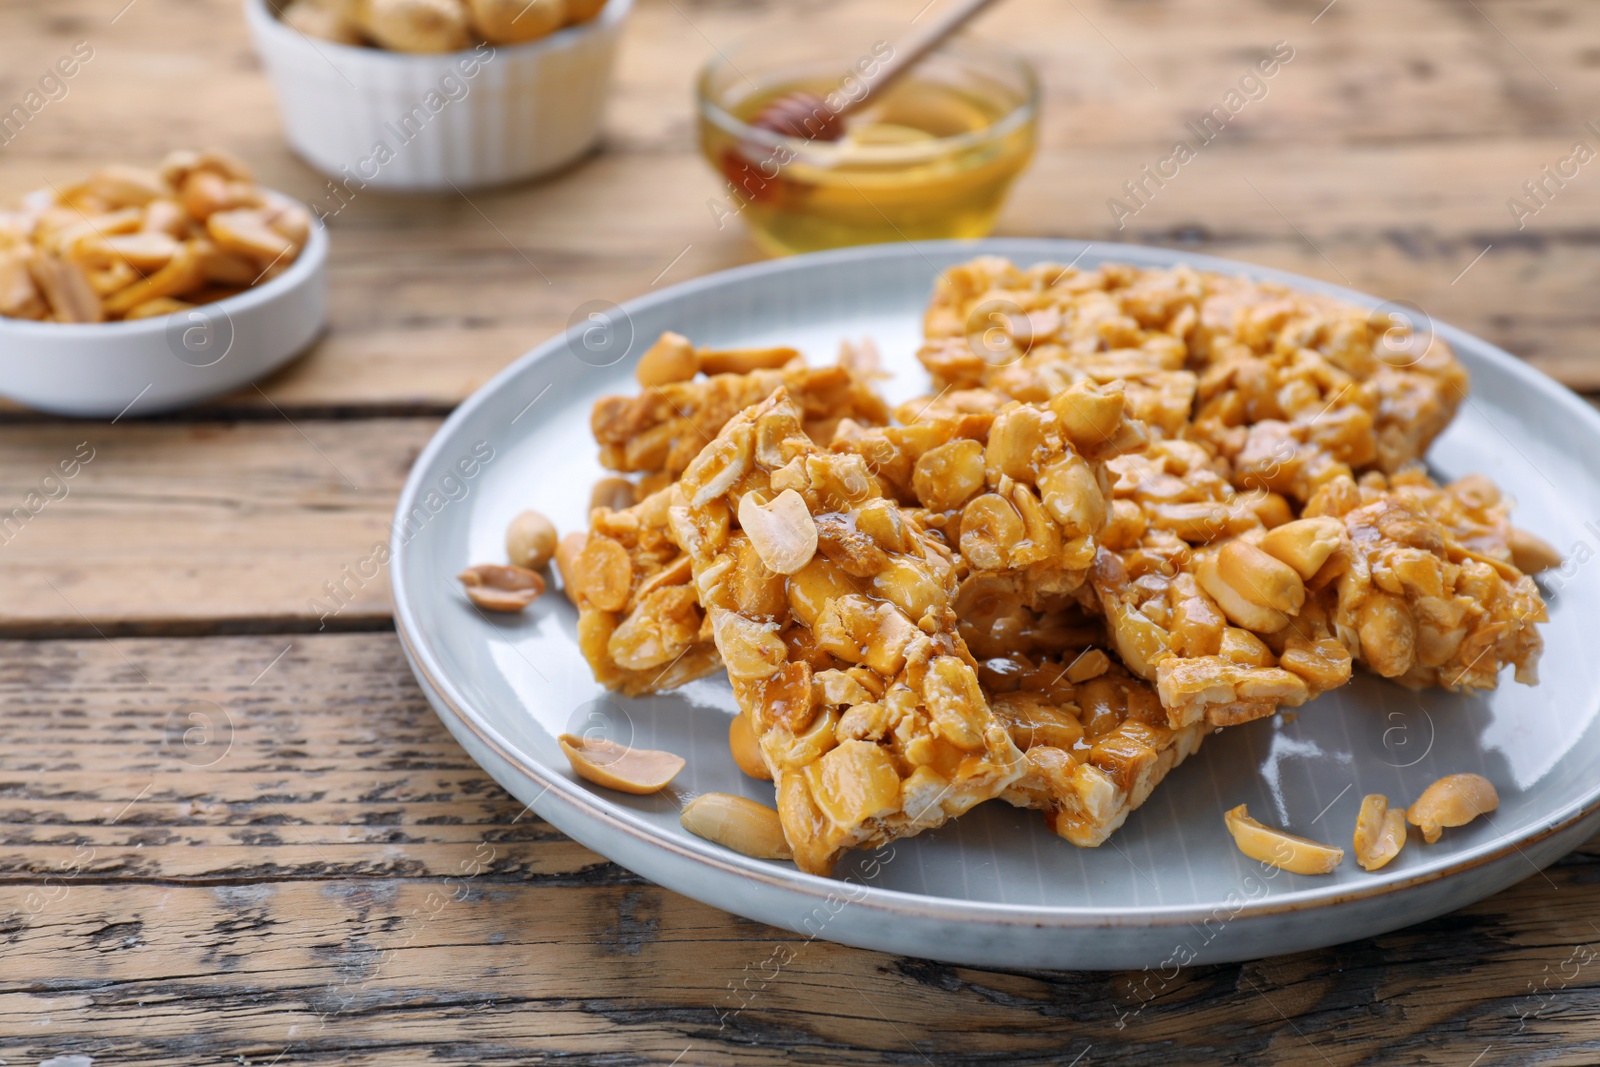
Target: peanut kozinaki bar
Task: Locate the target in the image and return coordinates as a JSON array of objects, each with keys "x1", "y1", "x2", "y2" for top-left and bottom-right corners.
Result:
[
  {"x1": 556, "y1": 486, "x2": 722, "y2": 697},
  {"x1": 918, "y1": 258, "x2": 1199, "y2": 438},
  {"x1": 913, "y1": 256, "x2": 1470, "y2": 501},
  {"x1": 831, "y1": 378, "x2": 1146, "y2": 610},
  {"x1": 590, "y1": 359, "x2": 889, "y2": 490},
  {"x1": 983, "y1": 652, "x2": 1207, "y2": 846},
  {"x1": 1290, "y1": 469, "x2": 1548, "y2": 690},
  {"x1": 832, "y1": 383, "x2": 1347, "y2": 730},
  {"x1": 1090, "y1": 437, "x2": 1355, "y2": 728},
  {"x1": 669, "y1": 389, "x2": 1028, "y2": 875}
]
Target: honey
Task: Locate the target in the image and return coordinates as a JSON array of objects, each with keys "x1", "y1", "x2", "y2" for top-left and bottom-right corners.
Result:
[{"x1": 699, "y1": 68, "x2": 1036, "y2": 256}]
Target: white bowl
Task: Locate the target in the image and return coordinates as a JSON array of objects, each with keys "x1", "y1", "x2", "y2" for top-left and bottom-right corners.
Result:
[
  {"x1": 0, "y1": 219, "x2": 327, "y2": 419},
  {"x1": 243, "y1": 0, "x2": 632, "y2": 193}
]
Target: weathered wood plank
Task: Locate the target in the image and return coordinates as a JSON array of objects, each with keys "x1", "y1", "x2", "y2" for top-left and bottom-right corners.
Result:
[
  {"x1": 0, "y1": 634, "x2": 615, "y2": 882},
  {"x1": 4, "y1": 867, "x2": 1600, "y2": 1067},
  {"x1": 0, "y1": 0, "x2": 1596, "y2": 413},
  {"x1": 0, "y1": 421, "x2": 431, "y2": 633},
  {"x1": 2, "y1": 633, "x2": 1599, "y2": 1065}
]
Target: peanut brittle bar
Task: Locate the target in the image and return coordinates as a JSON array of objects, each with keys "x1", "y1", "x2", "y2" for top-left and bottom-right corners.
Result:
[
  {"x1": 981, "y1": 653, "x2": 1207, "y2": 846},
  {"x1": 590, "y1": 342, "x2": 889, "y2": 484},
  {"x1": 1189, "y1": 273, "x2": 1469, "y2": 500},
  {"x1": 832, "y1": 380, "x2": 1145, "y2": 608},
  {"x1": 1090, "y1": 438, "x2": 1355, "y2": 728},
  {"x1": 1295, "y1": 469, "x2": 1548, "y2": 690},
  {"x1": 670, "y1": 389, "x2": 1026, "y2": 875},
  {"x1": 556, "y1": 486, "x2": 722, "y2": 696},
  {"x1": 918, "y1": 257, "x2": 1200, "y2": 437},
  {"x1": 913, "y1": 256, "x2": 1471, "y2": 501}
]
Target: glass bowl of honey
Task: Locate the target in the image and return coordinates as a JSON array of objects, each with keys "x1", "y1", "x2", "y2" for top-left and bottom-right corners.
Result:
[{"x1": 696, "y1": 25, "x2": 1038, "y2": 256}]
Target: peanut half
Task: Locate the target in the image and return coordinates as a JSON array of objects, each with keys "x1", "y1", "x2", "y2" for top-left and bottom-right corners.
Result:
[
  {"x1": 697, "y1": 345, "x2": 799, "y2": 376},
  {"x1": 590, "y1": 477, "x2": 637, "y2": 514},
  {"x1": 634, "y1": 331, "x2": 699, "y2": 387},
  {"x1": 1352, "y1": 794, "x2": 1407, "y2": 871},
  {"x1": 1407, "y1": 773, "x2": 1499, "y2": 844},
  {"x1": 1259, "y1": 516, "x2": 1345, "y2": 581},
  {"x1": 728, "y1": 711, "x2": 771, "y2": 780},
  {"x1": 680, "y1": 792, "x2": 794, "y2": 860},
  {"x1": 738, "y1": 489, "x2": 818, "y2": 575},
  {"x1": 1508, "y1": 527, "x2": 1561, "y2": 575},
  {"x1": 1224, "y1": 804, "x2": 1344, "y2": 875},
  {"x1": 558, "y1": 734, "x2": 685, "y2": 795},
  {"x1": 459, "y1": 563, "x2": 546, "y2": 612}
]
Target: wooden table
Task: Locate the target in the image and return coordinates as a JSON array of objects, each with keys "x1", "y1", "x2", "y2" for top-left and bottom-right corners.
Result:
[{"x1": 3, "y1": 0, "x2": 1598, "y2": 1062}]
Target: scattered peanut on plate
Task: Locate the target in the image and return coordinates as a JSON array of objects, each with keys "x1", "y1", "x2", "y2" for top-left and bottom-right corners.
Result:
[
  {"x1": 0, "y1": 149, "x2": 311, "y2": 324},
  {"x1": 1224, "y1": 804, "x2": 1345, "y2": 875}
]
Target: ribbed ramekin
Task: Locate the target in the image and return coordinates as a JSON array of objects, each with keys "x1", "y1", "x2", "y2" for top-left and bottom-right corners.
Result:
[{"x1": 243, "y1": 0, "x2": 632, "y2": 192}]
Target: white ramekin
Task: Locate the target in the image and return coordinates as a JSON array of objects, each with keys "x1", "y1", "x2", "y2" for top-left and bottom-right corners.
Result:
[
  {"x1": 0, "y1": 218, "x2": 327, "y2": 419},
  {"x1": 243, "y1": 0, "x2": 632, "y2": 192}
]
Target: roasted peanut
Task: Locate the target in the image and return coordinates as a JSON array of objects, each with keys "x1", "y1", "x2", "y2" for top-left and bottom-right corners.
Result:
[
  {"x1": 558, "y1": 734, "x2": 685, "y2": 794},
  {"x1": 711, "y1": 607, "x2": 787, "y2": 680},
  {"x1": 1217, "y1": 541, "x2": 1306, "y2": 614},
  {"x1": 1050, "y1": 379, "x2": 1126, "y2": 451},
  {"x1": 634, "y1": 331, "x2": 699, "y2": 387},
  {"x1": 960, "y1": 493, "x2": 1024, "y2": 571},
  {"x1": 738, "y1": 489, "x2": 818, "y2": 575},
  {"x1": 123, "y1": 297, "x2": 195, "y2": 320},
  {"x1": 1059, "y1": 647, "x2": 1108, "y2": 683},
  {"x1": 1037, "y1": 453, "x2": 1105, "y2": 539},
  {"x1": 0, "y1": 248, "x2": 47, "y2": 320},
  {"x1": 1224, "y1": 804, "x2": 1344, "y2": 874},
  {"x1": 729, "y1": 711, "x2": 771, "y2": 780},
  {"x1": 361, "y1": 0, "x2": 472, "y2": 51},
  {"x1": 1508, "y1": 527, "x2": 1561, "y2": 575},
  {"x1": 87, "y1": 164, "x2": 167, "y2": 208},
  {"x1": 1218, "y1": 627, "x2": 1274, "y2": 667},
  {"x1": 806, "y1": 740, "x2": 901, "y2": 829},
  {"x1": 27, "y1": 253, "x2": 103, "y2": 323},
  {"x1": 1195, "y1": 553, "x2": 1289, "y2": 634},
  {"x1": 912, "y1": 438, "x2": 985, "y2": 512},
  {"x1": 1407, "y1": 773, "x2": 1498, "y2": 844},
  {"x1": 1259, "y1": 516, "x2": 1344, "y2": 581},
  {"x1": 506, "y1": 510, "x2": 558, "y2": 570},
  {"x1": 1355, "y1": 592, "x2": 1416, "y2": 678},
  {"x1": 553, "y1": 531, "x2": 587, "y2": 600},
  {"x1": 1352, "y1": 794, "x2": 1406, "y2": 871},
  {"x1": 282, "y1": 0, "x2": 366, "y2": 43},
  {"x1": 590, "y1": 476, "x2": 636, "y2": 513},
  {"x1": 680, "y1": 792, "x2": 793, "y2": 860},
  {"x1": 467, "y1": 0, "x2": 564, "y2": 44},
  {"x1": 97, "y1": 232, "x2": 180, "y2": 272},
  {"x1": 698, "y1": 345, "x2": 799, "y2": 376},
  {"x1": 207, "y1": 209, "x2": 297, "y2": 264},
  {"x1": 570, "y1": 534, "x2": 632, "y2": 611},
  {"x1": 459, "y1": 563, "x2": 546, "y2": 611}
]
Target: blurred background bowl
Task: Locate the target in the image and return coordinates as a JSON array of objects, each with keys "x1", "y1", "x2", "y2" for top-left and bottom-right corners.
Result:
[
  {"x1": 0, "y1": 217, "x2": 327, "y2": 418},
  {"x1": 697, "y1": 22, "x2": 1038, "y2": 256},
  {"x1": 243, "y1": 0, "x2": 633, "y2": 193}
]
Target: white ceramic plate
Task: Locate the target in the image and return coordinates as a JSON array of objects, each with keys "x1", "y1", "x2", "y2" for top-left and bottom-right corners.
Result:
[{"x1": 391, "y1": 239, "x2": 1600, "y2": 969}]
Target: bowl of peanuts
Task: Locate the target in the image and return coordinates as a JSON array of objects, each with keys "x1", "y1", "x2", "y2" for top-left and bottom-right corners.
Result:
[
  {"x1": 243, "y1": 0, "x2": 632, "y2": 192},
  {"x1": 0, "y1": 149, "x2": 327, "y2": 418}
]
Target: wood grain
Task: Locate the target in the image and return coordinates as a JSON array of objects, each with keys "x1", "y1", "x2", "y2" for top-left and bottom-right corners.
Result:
[
  {"x1": 3, "y1": 633, "x2": 1600, "y2": 1066},
  {"x1": 0, "y1": 419, "x2": 430, "y2": 634}
]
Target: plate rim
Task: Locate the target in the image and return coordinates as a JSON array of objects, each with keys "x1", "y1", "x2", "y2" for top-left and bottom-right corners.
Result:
[{"x1": 391, "y1": 236, "x2": 1600, "y2": 930}]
